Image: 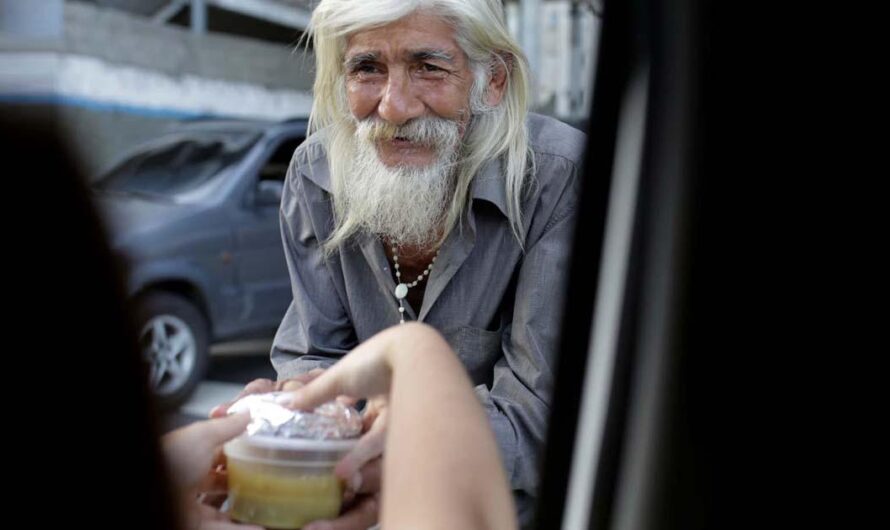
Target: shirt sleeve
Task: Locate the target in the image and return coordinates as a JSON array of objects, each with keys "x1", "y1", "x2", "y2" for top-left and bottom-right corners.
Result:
[
  {"x1": 477, "y1": 188, "x2": 579, "y2": 530},
  {"x1": 270, "y1": 155, "x2": 358, "y2": 380}
]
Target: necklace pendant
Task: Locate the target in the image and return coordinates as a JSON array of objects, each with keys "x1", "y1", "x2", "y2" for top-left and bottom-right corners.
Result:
[{"x1": 395, "y1": 283, "x2": 408, "y2": 299}]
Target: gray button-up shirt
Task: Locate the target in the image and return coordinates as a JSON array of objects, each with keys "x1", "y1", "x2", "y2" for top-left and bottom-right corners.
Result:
[{"x1": 271, "y1": 113, "x2": 585, "y2": 523}]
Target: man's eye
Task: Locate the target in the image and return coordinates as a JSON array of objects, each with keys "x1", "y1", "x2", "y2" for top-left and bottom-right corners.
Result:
[
  {"x1": 351, "y1": 63, "x2": 381, "y2": 75},
  {"x1": 421, "y1": 63, "x2": 445, "y2": 73}
]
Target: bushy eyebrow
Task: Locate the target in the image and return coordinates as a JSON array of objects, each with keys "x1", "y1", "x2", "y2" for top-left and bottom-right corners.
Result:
[
  {"x1": 344, "y1": 48, "x2": 456, "y2": 71},
  {"x1": 344, "y1": 52, "x2": 379, "y2": 70},
  {"x1": 409, "y1": 49, "x2": 455, "y2": 64}
]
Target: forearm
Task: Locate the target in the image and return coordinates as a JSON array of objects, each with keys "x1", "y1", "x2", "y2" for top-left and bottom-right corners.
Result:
[
  {"x1": 475, "y1": 381, "x2": 548, "y2": 529},
  {"x1": 381, "y1": 325, "x2": 517, "y2": 530},
  {"x1": 272, "y1": 348, "x2": 337, "y2": 380},
  {"x1": 269, "y1": 304, "x2": 352, "y2": 380}
]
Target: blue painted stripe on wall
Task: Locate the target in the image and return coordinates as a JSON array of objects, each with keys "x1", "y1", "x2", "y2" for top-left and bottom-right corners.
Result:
[{"x1": 0, "y1": 93, "x2": 234, "y2": 120}]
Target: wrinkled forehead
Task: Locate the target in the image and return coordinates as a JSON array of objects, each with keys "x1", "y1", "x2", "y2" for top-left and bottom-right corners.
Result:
[{"x1": 343, "y1": 11, "x2": 466, "y2": 65}]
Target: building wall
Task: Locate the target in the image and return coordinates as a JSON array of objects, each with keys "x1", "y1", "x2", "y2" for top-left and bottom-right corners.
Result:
[
  {"x1": 1, "y1": 0, "x2": 314, "y2": 174},
  {"x1": 506, "y1": 0, "x2": 600, "y2": 121}
]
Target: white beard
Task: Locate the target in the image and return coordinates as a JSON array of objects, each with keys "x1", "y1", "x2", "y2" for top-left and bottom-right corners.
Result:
[{"x1": 334, "y1": 116, "x2": 462, "y2": 248}]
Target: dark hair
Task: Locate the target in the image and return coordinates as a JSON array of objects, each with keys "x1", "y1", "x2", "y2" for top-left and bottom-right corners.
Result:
[{"x1": 4, "y1": 106, "x2": 183, "y2": 529}]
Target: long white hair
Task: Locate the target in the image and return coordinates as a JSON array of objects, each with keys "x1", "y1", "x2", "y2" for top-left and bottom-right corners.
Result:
[{"x1": 306, "y1": 0, "x2": 534, "y2": 253}]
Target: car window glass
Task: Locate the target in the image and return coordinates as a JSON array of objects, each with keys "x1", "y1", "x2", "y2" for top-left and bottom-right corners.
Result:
[
  {"x1": 95, "y1": 131, "x2": 261, "y2": 198},
  {"x1": 260, "y1": 137, "x2": 305, "y2": 183}
]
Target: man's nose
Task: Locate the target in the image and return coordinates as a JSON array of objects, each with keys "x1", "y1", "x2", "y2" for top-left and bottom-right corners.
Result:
[{"x1": 378, "y1": 70, "x2": 424, "y2": 126}]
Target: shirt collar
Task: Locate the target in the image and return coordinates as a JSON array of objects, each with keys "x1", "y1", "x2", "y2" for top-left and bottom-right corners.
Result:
[{"x1": 468, "y1": 156, "x2": 509, "y2": 217}]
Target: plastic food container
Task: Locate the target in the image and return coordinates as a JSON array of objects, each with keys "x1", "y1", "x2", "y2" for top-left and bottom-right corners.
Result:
[{"x1": 225, "y1": 434, "x2": 358, "y2": 529}]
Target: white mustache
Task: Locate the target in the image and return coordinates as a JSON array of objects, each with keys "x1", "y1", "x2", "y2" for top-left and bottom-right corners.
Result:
[{"x1": 355, "y1": 116, "x2": 461, "y2": 151}]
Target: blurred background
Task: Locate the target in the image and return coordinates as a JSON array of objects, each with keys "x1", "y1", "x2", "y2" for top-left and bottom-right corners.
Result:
[{"x1": 0, "y1": 0, "x2": 601, "y2": 429}]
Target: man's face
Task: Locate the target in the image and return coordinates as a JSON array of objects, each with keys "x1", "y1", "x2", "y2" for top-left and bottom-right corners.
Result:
[{"x1": 344, "y1": 12, "x2": 476, "y2": 168}]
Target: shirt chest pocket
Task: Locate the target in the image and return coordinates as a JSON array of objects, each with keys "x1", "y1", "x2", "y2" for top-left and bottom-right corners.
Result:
[{"x1": 441, "y1": 325, "x2": 503, "y2": 386}]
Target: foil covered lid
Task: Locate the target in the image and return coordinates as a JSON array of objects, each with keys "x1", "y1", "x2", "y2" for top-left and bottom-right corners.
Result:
[{"x1": 227, "y1": 392, "x2": 362, "y2": 440}]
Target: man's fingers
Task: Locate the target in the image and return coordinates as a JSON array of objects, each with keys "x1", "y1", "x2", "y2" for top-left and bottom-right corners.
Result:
[
  {"x1": 281, "y1": 384, "x2": 358, "y2": 410},
  {"x1": 275, "y1": 368, "x2": 327, "y2": 390},
  {"x1": 352, "y1": 457, "x2": 382, "y2": 495},
  {"x1": 302, "y1": 494, "x2": 379, "y2": 530},
  {"x1": 279, "y1": 379, "x2": 306, "y2": 392},
  {"x1": 243, "y1": 378, "x2": 276, "y2": 393},
  {"x1": 209, "y1": 378, "x2": 275, "y2": 418},
  {"x1": 334, "y1": 412, "x2": 387, "y2": 480},
  {"x1": 336, "y1": 395, "x2": 359, "y2": 407},
  {"x1": 306, "y1": 367, "x2": 327, "y2": 378},
  {"x1": 361, "y1": 398, "x2": 387, "y2": 430},
  {"x1": 211, "y1": 372, "x2": 334, "y2": 418}
]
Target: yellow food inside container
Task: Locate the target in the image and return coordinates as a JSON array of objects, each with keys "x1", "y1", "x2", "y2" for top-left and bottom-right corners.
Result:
[{"x1": 228, "y1": 458, "x2": 344, "y2": 529}]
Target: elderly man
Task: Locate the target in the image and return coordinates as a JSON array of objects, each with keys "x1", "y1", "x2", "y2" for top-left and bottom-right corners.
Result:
[{"x1": 222, "y1": 0, "x2": 585, "y2": 528}]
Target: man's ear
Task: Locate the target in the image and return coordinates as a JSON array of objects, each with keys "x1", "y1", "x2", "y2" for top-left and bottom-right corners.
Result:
[{"x1": 485, "y1": 53, "x2": 512, "y2": 107}]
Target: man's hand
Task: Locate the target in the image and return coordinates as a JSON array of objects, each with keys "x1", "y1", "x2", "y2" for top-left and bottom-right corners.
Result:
[
  {"x1": 206, "y1": 368, "x2": 382, "y2": 529},
  {"x1": 208, "y1": 368, "x2": 326, "y2": 418},
  {"x1": 338, "y1": 397, "x2": 387, "y2": 497},
  {"x1": 303, "y1": 399, "x2": 387, "y2": 530}
]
